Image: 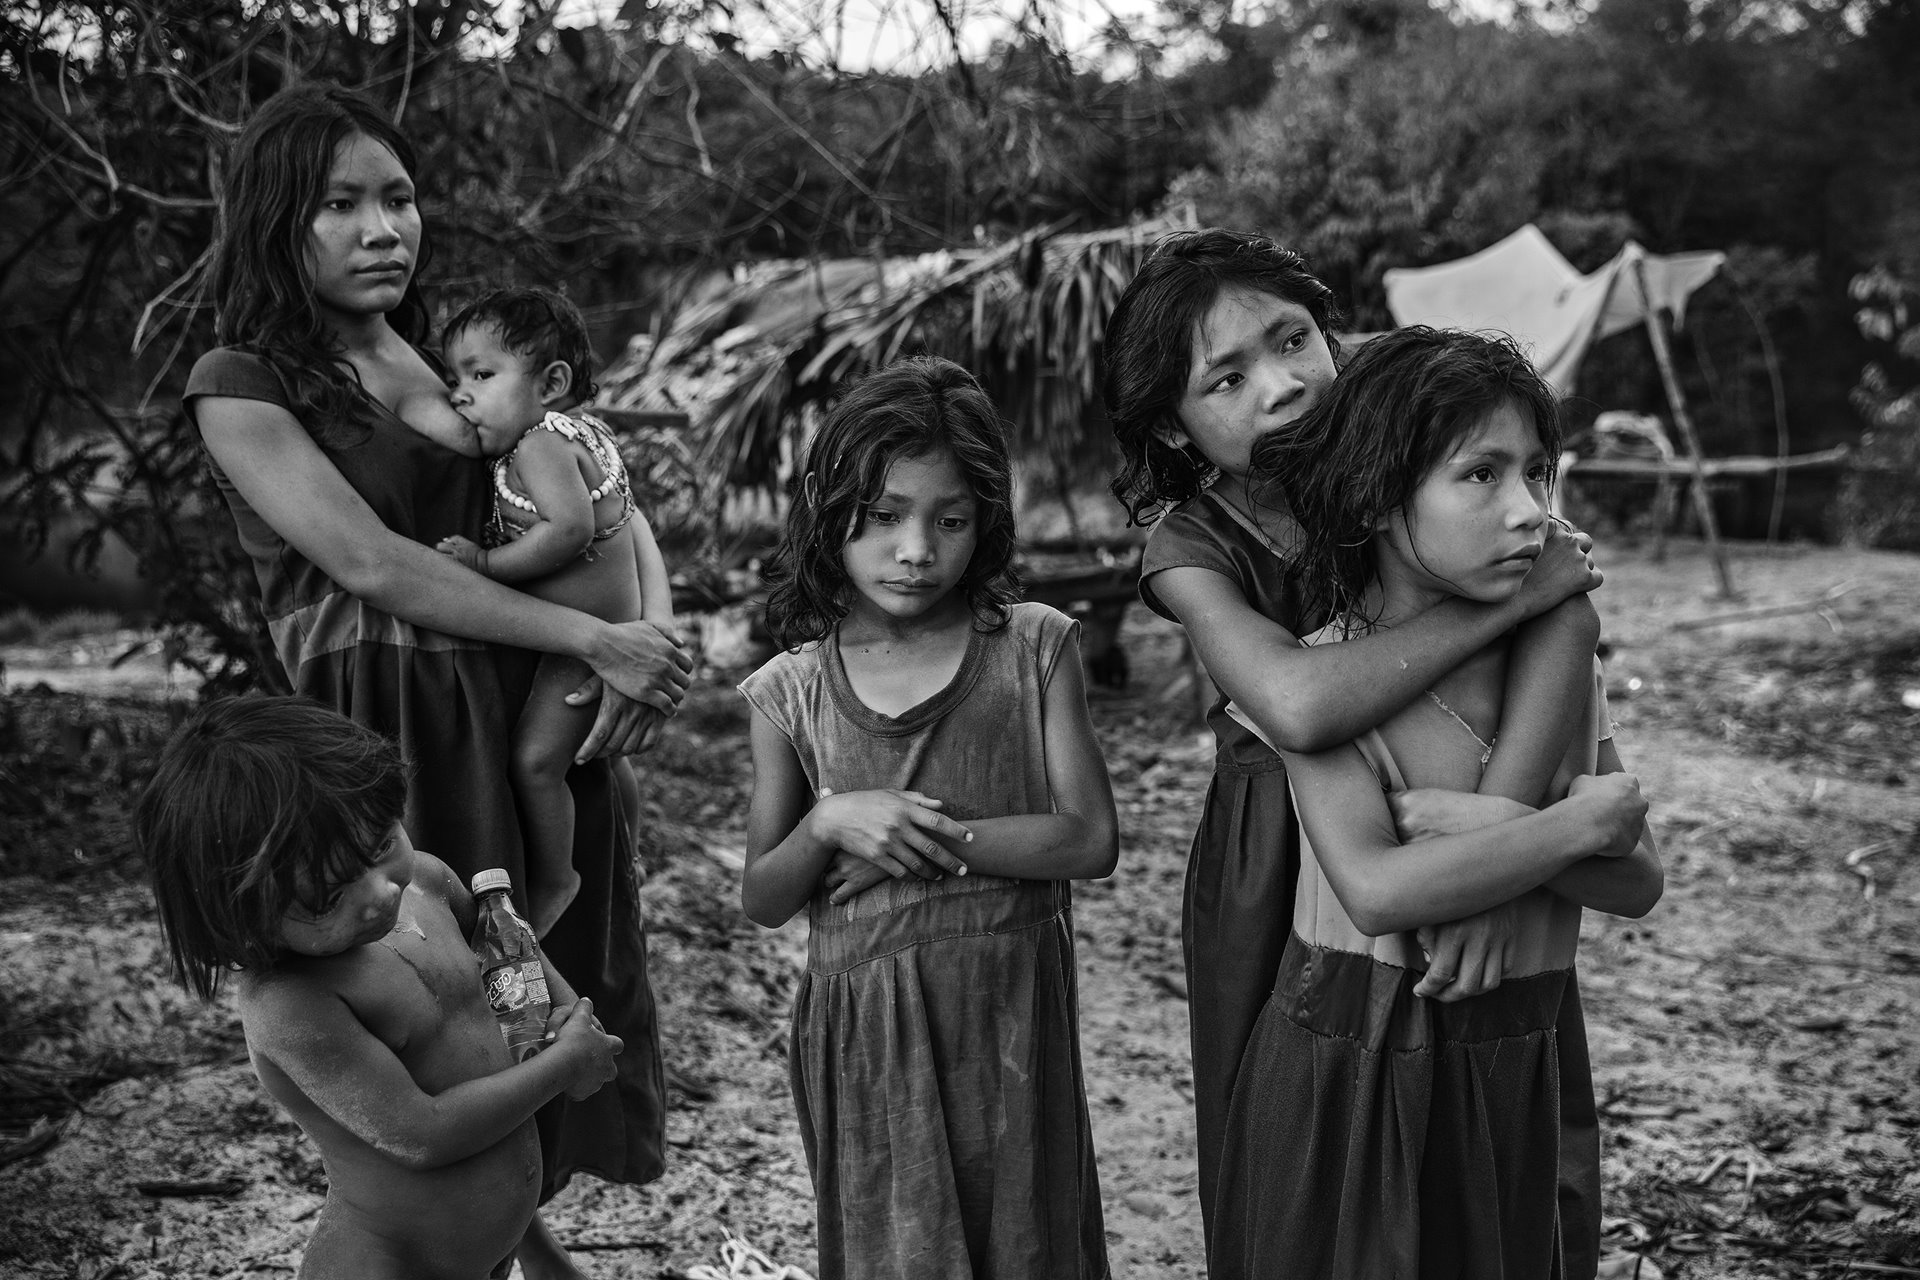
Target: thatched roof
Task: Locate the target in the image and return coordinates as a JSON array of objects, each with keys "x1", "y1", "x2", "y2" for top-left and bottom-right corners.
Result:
[{"x1": 596, "y1": 209, "x2": 1196, "y2": 492}]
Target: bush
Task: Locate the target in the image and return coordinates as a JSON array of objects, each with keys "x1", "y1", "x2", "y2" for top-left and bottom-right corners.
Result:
[{"x1": 1834, "y1": 268, "x2": 1920, "y2": 550}]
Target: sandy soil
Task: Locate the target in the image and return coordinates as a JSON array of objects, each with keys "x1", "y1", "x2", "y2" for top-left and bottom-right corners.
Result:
[{"x1": 1, "y1": 538, "x2": 1917, "y2": 1279}]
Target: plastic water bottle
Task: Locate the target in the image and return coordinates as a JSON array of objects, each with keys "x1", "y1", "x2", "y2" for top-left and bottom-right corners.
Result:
[{"x1": 470, "y1": 869, "x2": 551, "y2": 1061}]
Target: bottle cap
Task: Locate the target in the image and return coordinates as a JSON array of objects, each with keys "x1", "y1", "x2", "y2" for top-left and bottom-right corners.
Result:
[{"x1": 471, "y1": 868, "x2": 513, "y2": 896}]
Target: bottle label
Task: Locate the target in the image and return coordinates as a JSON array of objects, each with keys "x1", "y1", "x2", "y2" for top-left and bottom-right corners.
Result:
[
  {"x1": 482, "y1": 962, "x2": 530, "y2": 1015},
  {"x1": 482, "y1": 960, "x2": 550, "y2": 1016},
  {"x1": 523, "y1": 964, "x2": 551, "y2": 1007}
]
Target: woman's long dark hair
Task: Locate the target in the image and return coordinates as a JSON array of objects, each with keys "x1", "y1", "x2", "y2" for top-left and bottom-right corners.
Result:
[
  {"x1": 1250, "y1": 326, "x2": 1562, "y2": 629},
  {"x1": 1102, "y1": 228, "x2": 1343, "y2": 525},
  {"x1": 209, "y1": 82, "x2": 431, "y2": 446},
  {"x1": 761, "y1": 356, "x2": 1021, "y2": 650}
]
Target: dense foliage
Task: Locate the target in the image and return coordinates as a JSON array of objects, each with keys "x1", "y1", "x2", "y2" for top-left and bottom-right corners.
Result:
[
  {"x1": 1183, "y1": 0, "x2": 1914, "y2": 477},
  {"x1": 1836, "y1": 266, "x2": 1920, "y2": 548},
  {"x1": 2, "y1": 0, "x2": 1917, "y2": 683}
]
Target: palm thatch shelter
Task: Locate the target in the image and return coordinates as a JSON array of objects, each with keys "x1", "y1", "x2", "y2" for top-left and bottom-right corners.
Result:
[
  {"x1": 594, "y1": 212, "x2": 1194, "y2": 678},
  {"x1": 595, "y1": 209, "x2": 1195, "y2": 539}
]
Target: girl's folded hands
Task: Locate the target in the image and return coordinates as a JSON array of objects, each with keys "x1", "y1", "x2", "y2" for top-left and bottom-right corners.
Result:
[{"x1": 809, "y1": 788, "x2": 973, "y2": 883}]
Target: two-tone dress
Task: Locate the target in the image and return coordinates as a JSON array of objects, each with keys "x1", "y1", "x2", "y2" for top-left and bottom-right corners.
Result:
[{"x1": 1210, "y1": 630, "x2": 1613, "y2": 1278}]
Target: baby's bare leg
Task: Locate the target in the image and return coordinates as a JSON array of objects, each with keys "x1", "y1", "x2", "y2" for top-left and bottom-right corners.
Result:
[{"x1": 513, "y1": 653, "x2": 599, "y2": 939}]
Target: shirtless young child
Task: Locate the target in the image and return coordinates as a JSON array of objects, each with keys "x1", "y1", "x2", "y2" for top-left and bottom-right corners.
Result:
[
  {"x1": 135, "y1": 696, "x2": 623, "y2": 1280},
  {"x1": 421, "y1": 287, "x2": 676, "y2": 938}
]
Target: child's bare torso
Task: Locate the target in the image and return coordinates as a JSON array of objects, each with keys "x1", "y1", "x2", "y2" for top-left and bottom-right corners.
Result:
[
  {"x1": 497, "y1": 439, "x2": 645, "y2": 624},
  {"x1": 241, "y1": 880, "x2": 541, "y2": 1279},
  {"x1": 1313, "y1": 637, "x2": 1585, "y2": 976}
]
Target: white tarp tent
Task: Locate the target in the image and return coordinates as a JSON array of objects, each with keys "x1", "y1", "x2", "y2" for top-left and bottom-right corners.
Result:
[
  {"x1": 1382, "y1": 223, "x2": 1726, "y2": 394},
  {"x1": 1385, "y1": 223, "x2": 1746, "y2": 595}
]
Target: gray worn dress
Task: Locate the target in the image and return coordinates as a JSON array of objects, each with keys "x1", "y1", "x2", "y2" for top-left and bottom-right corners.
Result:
[{"x1": 737, "y1": 602, "x2": 1109, "y2": 1280}]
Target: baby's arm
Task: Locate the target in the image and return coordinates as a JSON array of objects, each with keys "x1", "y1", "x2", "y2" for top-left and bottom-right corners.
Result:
[
  {"x1": 740, "y1": 707, "x2": 972, "y2": 927},
  {"x1": 1157, "y1": 523, "x2": 1597, "y2": 753},
  {"x1": 458, "y1": 433, "x2": 596, "y2": 584},
  {"x1": 1284, "y1": 740, "x2": 1647, "y2": 935},
  {"x1": 917, "y1": 630, "x2": 1119, "y2": 882},
  {"x1": 241, "y1": 978, "x2": 619, "y2": 1171}
]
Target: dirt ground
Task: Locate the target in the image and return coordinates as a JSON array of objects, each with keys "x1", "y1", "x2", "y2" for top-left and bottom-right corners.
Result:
[{"x1": 2, "y1": 538, "x2": 1917, "y2": 1279}]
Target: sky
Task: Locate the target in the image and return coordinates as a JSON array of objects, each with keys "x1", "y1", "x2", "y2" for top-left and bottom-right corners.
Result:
[{"x1": 554, "y1": 0, "x2": 1189, "y2": 75}]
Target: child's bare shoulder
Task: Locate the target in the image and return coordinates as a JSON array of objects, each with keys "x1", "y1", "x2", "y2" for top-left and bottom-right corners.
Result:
[
  {"x1": 408, "y1": 848, "x2": 477, "y2": 936},
  {"x1": 515, "y1": 424, "x2": 585, "y2": 459},
  {"x1": 235, "y1": 949, "x2": 379, "y2": 1050},
  {"x1": 407, "y1": 848, "x2": 461, "y2": 899}
]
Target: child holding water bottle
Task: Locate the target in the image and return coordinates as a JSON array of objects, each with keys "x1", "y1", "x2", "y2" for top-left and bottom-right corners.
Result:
[{"x1": 136, "y1": 696, "x2": 623, "y2": 1280}]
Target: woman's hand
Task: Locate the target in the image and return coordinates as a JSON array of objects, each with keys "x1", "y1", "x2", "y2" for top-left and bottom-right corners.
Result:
[
  {"x1": 572, "y1": 619, "x2": 692, "y2": 757},
  {"x1": 567, "y1": 679, "x2": 667, "y2": 760},
  {"x1": 586, "y1": 619, "x2": 692, "y2": 712},
  {"x1": 807, "y1": 788, "x2": 972, "y2": 881},
  {"x1": 1512, "y1": 521, "x2": 1601, "y2": 618}
]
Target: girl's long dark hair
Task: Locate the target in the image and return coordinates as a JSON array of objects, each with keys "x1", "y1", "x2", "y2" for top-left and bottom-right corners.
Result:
[
  {"x1": 209, "y1": 82, "x2": 431, "y2": 446},
  {"x1": 1102, "y1": 228, "x2": 1343, "y2": 525},
  {"x1": 761, "y1": 356, "x2": 1020, "y2": 650},
  {"x1": 1251, "y1": 326, "x2": 1562, "y2": 630}
]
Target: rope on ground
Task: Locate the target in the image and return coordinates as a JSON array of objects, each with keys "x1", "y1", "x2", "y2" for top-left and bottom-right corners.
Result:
[{"x1": 683, "y1": 1231, "x2": 815, "y2": 1280}]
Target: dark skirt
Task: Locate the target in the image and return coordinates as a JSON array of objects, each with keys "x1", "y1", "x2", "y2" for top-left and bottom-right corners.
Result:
[
  {"x1": 1212, "y1": 939, "x2": 1571, "y2": 1280},
  {"x1": 1182, "y1": 748, "x2": 1301, "y2": 1248},
  {"x1": 1182, "y1": 745, "x2": 1599, "y2": 1279},
  {"x1": 291, "y1": 615, "x2": 666, "y2": 1197}
]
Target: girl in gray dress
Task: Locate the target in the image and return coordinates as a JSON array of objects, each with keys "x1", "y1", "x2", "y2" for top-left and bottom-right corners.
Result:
[{"x1": 739, "y1": 356, "x2": 1116, "y2": 1280}]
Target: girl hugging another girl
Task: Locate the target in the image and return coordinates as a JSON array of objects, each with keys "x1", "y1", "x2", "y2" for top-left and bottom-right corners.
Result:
[
  {"x1": 1214, "y1": 325, "x2": 1663, "y2": 1277},
  {"x1": 1102, "y1": 228, "x2": 1617, "y2": 1272},
  {"x1": 738, "y1": 356, "x2": 1116, "y2": 1280}
]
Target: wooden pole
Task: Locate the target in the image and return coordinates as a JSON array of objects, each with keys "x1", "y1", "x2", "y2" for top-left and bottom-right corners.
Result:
[
  {"x1": 1633, "y1": 254, "x2": 1739, "y2": 599},
  {"x1": 1580, "y1": 256, "x2": 1674, "y2": 560},
  {"x1": 1729, "y1": 275, "x2": 1793, "y2": 543}
]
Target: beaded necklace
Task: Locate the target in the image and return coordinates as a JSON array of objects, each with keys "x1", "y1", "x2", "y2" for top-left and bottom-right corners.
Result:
[{"x1": 489, "y1": 410, "x2": 634, "y2": 548}]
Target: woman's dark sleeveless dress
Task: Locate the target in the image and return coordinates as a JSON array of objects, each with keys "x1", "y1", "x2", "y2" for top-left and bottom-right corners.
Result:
[{"x1": 186, "y1": 348, "x2": 665, "y2": 1197}]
